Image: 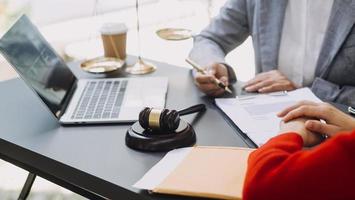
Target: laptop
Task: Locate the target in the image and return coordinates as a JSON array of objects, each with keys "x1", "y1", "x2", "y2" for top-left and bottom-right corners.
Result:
[{"x1": 0, "y1": 15, "x2": 168, "y2": 124}]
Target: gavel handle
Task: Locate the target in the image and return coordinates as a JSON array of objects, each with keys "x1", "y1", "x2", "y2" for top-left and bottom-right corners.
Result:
[{"x1": 178, "y1": 104, "x2": 206, "y2": 116}]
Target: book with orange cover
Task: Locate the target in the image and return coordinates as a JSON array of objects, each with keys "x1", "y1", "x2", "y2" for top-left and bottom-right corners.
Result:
[{"x1": 134, "y1": 146, "x2": 254, "y2": 199}]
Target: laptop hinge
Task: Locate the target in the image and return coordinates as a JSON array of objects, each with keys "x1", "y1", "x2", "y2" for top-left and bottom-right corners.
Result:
[{"x1": 58, "y1": 79, "x2": 78, "y2": 118}]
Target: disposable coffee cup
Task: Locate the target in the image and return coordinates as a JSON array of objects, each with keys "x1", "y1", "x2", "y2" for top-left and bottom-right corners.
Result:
[{"x1": 100, "y1": 23, "x2": 128, "y2": 60}]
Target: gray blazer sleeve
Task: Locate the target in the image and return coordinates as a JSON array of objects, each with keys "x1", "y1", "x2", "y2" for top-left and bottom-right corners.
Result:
[
  {"x1": 311, "y1": 77, "x2": 355, "y2": 107},
  {"x1": 188, "y1": 0, "x2": 250, "y2": 83}
]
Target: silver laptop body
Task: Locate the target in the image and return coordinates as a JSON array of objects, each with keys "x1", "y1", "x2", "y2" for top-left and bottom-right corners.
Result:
[{"x1": 0, "y1": 15, "x2": 168, "y2": 124}]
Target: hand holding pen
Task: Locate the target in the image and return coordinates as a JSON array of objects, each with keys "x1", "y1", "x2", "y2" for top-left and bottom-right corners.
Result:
[{"x1": 186, "y1": 58, "x2": 232, "y2": 96}]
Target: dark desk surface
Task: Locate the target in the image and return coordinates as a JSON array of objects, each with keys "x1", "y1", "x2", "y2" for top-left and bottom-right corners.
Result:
[{"x1": 0, "y1": 58, "x2": 251, "y2": 200}]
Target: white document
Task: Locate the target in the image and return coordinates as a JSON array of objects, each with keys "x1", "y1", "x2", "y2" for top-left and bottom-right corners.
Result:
[
  {"x1": 215, "y1": 88, "x2": 321, "y2": 146},
  {"x1": 133, "y1": 147, "x2": 192, "y2": 190}
]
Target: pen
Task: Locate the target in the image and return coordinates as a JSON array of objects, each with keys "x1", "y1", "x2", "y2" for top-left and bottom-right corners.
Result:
[
  {"x1": 185, "y1": 58, "x2": 232, "y2": 94},
  {"x1": 348, "y1": 106, "x2": 355, "y2": 116}
]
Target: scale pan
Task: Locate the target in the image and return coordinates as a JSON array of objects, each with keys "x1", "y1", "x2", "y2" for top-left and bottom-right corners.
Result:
[
  {"x1": 156, "y1": 28, "x2": 192, "y2": 41},
  {"x1": 80, "y1": 57, "x2": 125, "y2": 73}
]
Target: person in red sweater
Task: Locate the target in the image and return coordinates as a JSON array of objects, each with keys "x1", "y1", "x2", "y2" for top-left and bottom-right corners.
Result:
[{"x1": 243, "y1": 101, "x2": 355, "y2": 200}]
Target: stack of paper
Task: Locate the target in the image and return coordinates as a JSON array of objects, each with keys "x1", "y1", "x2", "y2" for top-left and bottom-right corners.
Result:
[
  {"x1": 134, "y1": 146, "x2": 254, "y2": 199},
  {"x1": 215, "y1": 88, "x2": 321, "y2": 146}
]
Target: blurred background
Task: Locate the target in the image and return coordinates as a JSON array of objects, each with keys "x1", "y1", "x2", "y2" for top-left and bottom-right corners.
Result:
[{"x1": 0, "y1": 0, "x2": 254, "y2": 199}]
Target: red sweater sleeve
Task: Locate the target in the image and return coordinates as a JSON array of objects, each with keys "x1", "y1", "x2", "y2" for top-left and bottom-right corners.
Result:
[{"x1": 243, "y1": 130, "x2": 355, "y2": 200}]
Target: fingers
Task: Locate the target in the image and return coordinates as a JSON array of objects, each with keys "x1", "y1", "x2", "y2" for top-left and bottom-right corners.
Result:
[
  {"x1": 305, "y1": 120, "x2": 341, "y2": 137},
  {"x1": 282, "y1": 105, "x2": 328, "y2": 122},
  {"x1": 207, "y1": 63, "x2": 226, "y2": 77},
  {"x1": 195, "y1": 63, "x2": 228, "y2": 85},
  {"x1": 193, "y1": 63, "x2": 229, "y2": 97},
  {"x1": 244, "y1": 70, "x2": 296, "y2": 93},
  {"x1": 206, "y1": 76, "x2": 228, "y2": 96},
  {"x1": 277, "y1": 101, "x2": 318, "y2": 117},
  {"x1": 206, "y1": 67, "x2": 216, "y2": 76},
  {"x1": 220, "y1": 76, "x2": 229, "y2": 86},
  {"x1": 195, "y1": 73, "x2": 228, "y2": 96},
  {"x1": 198, "y1": 82, "x2": 219, "y2": 92},
  {"x1": 244, "y1": 75, "x2": 268, "y2": 90},
  {"x1": 198, "y1": 82, "x2": 224, "y2": 96},
  {"x1": 244, "y1": 70, "x2": 280, "y2": 88},
  {"x1": 195, "y1": 74, "x2": 216, "y2": 84},
  {"x1": 257, "y1": 83, "x2": 284, "y2": 93},
  {"x1": 302, "y1": 129, "x2": 324, "y2": 147},
  {"x1": 244, "y1": 79, "x2": 273, "y2": 92},
  {"x1": 258, "y1": 81, "x2": 295, "y2": 93}
]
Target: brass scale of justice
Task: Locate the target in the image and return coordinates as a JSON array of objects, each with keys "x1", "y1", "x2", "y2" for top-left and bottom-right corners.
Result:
[{"x1": 80, "y1": 0, "x2": 193, "y2": 75}]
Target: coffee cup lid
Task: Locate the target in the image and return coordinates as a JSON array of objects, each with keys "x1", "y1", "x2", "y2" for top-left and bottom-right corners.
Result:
[{"x1": 100, "y1": 23, "x2": 128, "y2": 35}]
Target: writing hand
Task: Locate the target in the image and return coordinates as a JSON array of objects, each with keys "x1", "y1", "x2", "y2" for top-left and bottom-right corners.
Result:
[{"x1": 194, "y1": 63, "x2": 229, "y2": 97}]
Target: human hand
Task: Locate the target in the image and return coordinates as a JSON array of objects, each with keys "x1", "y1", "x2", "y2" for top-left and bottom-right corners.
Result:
[
  {"x1": 194, "y1": 63, "x2": 229, "y2": 97},
  {"x1": 279, "y1": 118, "x2": 323, "y2": 147},
  {"x1": 243, "y1": 70, "x2": 297, "y2": 93},
  {"x1": 278, "y1": 101, "x2": 355, "y2": 137}
]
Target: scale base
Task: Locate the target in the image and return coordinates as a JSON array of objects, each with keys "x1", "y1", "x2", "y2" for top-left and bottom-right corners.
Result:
[{"x1": 126, "y1": 59, "x2": 156, "y2": 75}]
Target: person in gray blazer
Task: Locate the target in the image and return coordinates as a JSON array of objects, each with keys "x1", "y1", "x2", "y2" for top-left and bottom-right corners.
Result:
[{"x1": 189, "y1": 0, "x2": 355, "y2": 108}]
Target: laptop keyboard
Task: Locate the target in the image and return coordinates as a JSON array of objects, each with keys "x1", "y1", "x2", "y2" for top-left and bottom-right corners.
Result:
[{"x1": 71, "y1": 80, "x2": 127, "y2": 120}]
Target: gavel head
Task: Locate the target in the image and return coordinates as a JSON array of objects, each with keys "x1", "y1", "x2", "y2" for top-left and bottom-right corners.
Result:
[{"x1": 139, "y1": 107, "x2": 180, "y2": 132}]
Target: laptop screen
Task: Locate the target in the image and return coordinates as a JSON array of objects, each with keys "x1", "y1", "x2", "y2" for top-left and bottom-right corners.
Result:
[{"x1": 0, "y1": 15, "x2": 77, "y2": 117}]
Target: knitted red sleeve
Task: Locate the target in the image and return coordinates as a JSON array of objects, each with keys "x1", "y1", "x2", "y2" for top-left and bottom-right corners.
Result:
[{"x1": 243, "y1": 130, "x2": 355, "y2": 200}]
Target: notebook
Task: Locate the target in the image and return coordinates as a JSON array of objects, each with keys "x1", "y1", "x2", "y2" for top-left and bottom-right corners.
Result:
[{"x1": 134, "y1": 146, "x2": 254, "y2": 199}]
